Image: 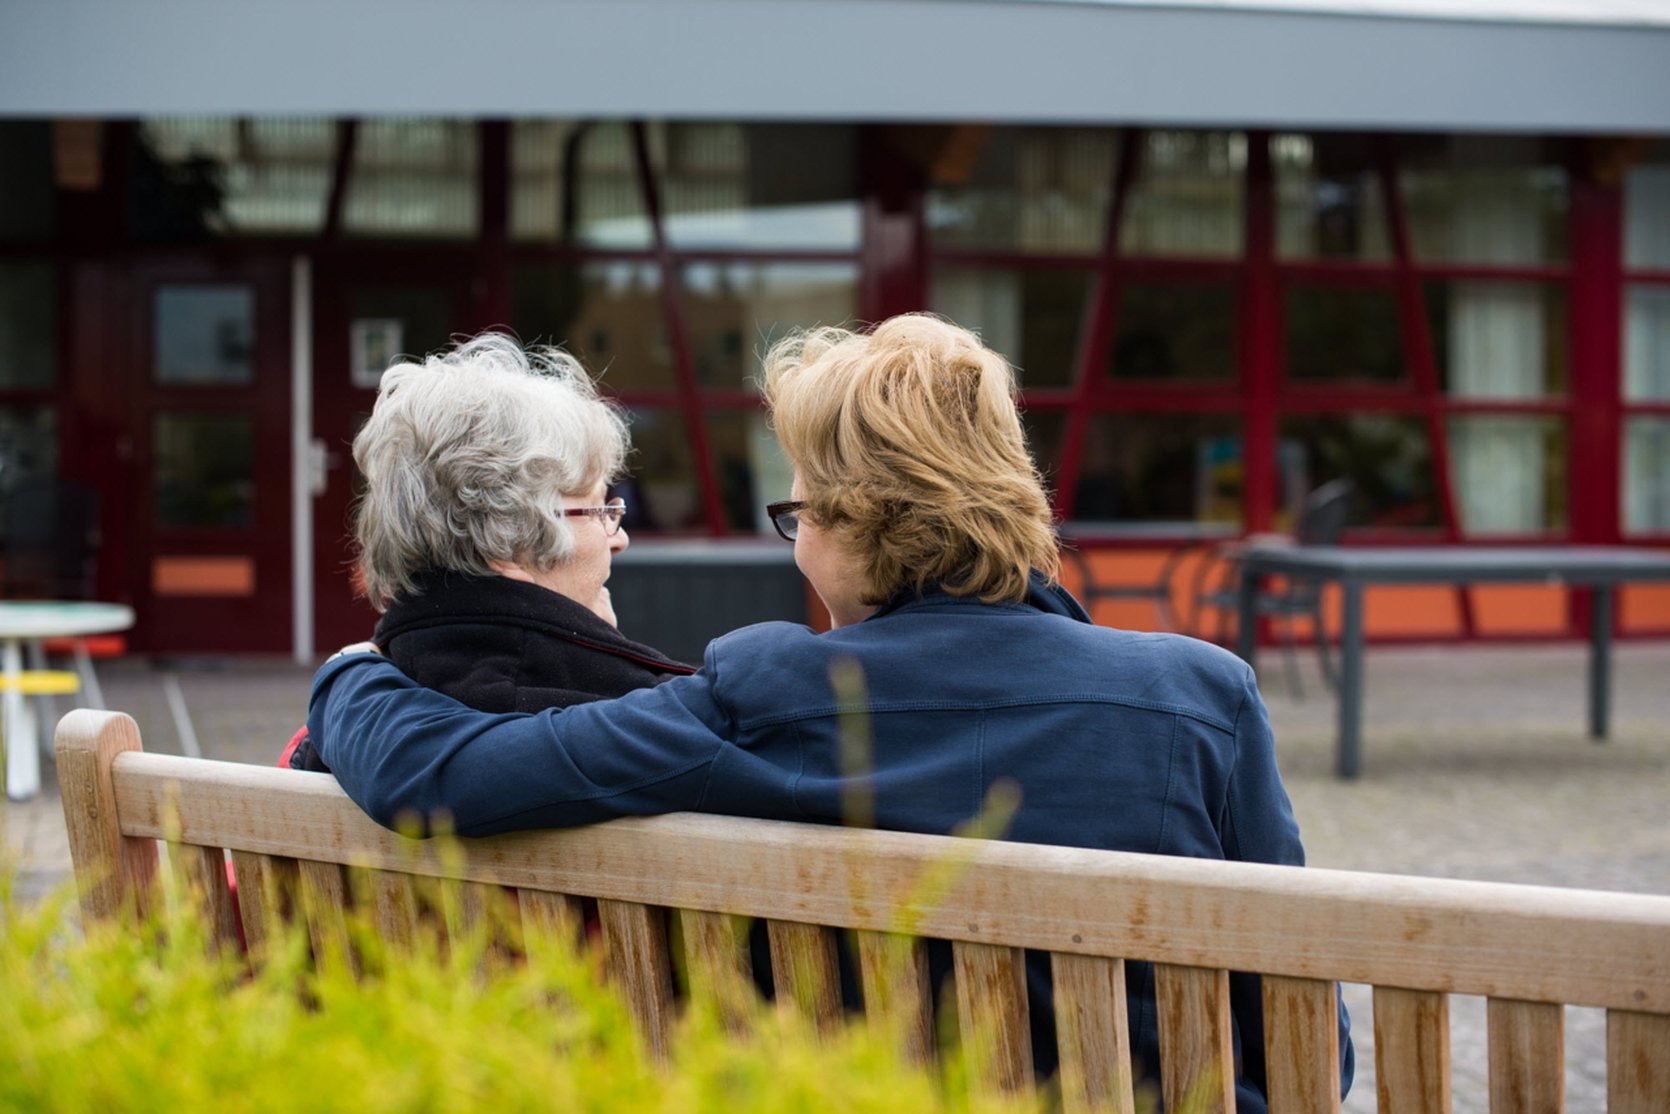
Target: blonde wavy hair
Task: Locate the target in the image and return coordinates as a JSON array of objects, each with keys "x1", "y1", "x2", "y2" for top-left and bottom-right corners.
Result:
[{"x1": 762, "y1": 314, "x2": 1059, "y2": 605}]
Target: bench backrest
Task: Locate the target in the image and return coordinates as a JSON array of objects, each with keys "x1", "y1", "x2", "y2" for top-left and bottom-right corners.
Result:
[{"x1": 56, "y1": 709, "x2": 1670, "y2": 1113}]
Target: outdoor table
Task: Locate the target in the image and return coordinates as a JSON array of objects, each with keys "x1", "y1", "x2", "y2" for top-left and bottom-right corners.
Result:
[
  {"x1": 1232, "y1": 546, "x2": 1670, "y2": 779},
  {"x1": 0, "y1": 600, "x2": 134, "y2": 800}
]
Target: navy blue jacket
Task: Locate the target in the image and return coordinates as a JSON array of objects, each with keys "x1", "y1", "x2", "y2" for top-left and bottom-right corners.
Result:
[{"x1": 309, "y1": 574, "x2": 1353, "y2": 1108}]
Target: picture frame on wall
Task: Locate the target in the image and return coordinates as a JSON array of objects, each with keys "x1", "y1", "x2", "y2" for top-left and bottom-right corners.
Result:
[{"x1": 350, "y1": 318, "x2": 403, "y2": 389}]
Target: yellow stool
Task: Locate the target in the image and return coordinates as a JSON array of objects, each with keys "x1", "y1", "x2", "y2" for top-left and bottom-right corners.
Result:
[{"x1": 0, "y1": 670, "x2": 81, "y2": 695}]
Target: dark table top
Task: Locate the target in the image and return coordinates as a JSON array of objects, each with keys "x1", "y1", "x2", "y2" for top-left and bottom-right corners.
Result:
[{"x1": 1237, "y1": 544, "x2": 1670, "y2": 585}]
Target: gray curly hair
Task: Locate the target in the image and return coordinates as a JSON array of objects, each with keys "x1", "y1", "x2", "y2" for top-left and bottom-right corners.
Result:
[{"x1": 352, "y1": 333, "x2": 630, "y2": 610}]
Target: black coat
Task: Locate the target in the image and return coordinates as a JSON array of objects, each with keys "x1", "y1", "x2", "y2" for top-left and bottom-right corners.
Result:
[{"x1": 290, "y1": 571, "x2": 692, "y2": 771}]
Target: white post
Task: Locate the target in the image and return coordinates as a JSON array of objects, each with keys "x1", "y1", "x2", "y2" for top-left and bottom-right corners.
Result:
[{"x1": 291, "y1": 256, "x2": 315, "y2": 664}]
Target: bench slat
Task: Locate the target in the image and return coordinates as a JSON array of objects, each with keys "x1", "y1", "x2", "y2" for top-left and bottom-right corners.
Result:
[
  {"x1": 297, "y1": 860, "x2": 357, "y2": 978},
  {"x1": 359, "y1": 868, "x2": 421, "y2": 951},
  {"x1": 856, "y1": 930, "x2": 935, "y2": 1066},
  {"x1": 99, "y1": 746, "x2": 1670, "y2": 1013},
  {"x1": 1261, "y1": 975, "x2": 1341, "y2": 1114},
  {"x1": 1155, "y1": 963, "x2": 1235, "y2": 1114},
  {"x1": 1486, "y1": 998, "x2": 1563, "y2": 1113},
  {"x1": 1374, "y1": 986, "x2": 1452, "y2": 1114},
  {"x1": 679, "y1": 909, "x2": 751, "y2": 1027},
  {"x1": 56, "y1": 709, "x2": 157, "y2": 923},
  {"x1": 953, "y1": 941, "x2": 1033, "y2": 1095},
  {"x1": 768, "y1": 920, "x2": 843, "y2": 1032},
  {"x1": 229, "y1": 851, "x2": 299, "y2": 960},
  {"x1": 1606, "y1": 1009, "x2": 1670, "y2": 1114},
  {"x1": 520, "y1": 890, "x2": 586, "y2": 967},
  {"x1": 597, "y1": 899, "x2": 676, "y2": 1058},
  {"x1": 179, "y1": 844, "x2": 241, "y2": 955},
  {"x1": 1052, "y1": 952, "x2": 1135, "y2": 1114}
]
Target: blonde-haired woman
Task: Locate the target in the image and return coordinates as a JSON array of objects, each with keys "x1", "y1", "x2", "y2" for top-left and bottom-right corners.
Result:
[{"x1": 309, "y1": 314, "x2": 1351, "y2": 1110}]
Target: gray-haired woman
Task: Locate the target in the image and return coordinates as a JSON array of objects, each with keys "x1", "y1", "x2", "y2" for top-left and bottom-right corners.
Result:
[{"x1": 283, "y1": 333, "x2": 692, "y2": 771}]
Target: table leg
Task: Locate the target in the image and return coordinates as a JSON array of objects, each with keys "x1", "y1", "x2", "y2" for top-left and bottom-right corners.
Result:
[
  {"x1": 3, "y1": 637, "x2": 37, "y2": 801},
  {"x1": 1235, "y1": 562, "x2": 1259, "y2": 669},
  {"x1": 1337, "y1": 582, "x2": 1365, "y2": 780},
  {"x1": 1588, "y1": 585, "x2": 1613, "y2": 741}
]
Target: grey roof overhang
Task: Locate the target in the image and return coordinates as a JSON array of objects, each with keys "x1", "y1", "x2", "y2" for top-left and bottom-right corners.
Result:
[{"x1": 1, "y1": 0, "x2": 1667, "y2": 133}]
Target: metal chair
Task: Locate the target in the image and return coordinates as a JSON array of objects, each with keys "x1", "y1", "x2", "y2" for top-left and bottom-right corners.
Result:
[{"x1": 1187, "y1": 479, "x2": 1355, "y2": 697}]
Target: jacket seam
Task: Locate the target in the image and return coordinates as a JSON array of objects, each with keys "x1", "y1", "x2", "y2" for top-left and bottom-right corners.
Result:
[{"x1": 740, "y1": 693, "x2": 1235, "y2": 735}]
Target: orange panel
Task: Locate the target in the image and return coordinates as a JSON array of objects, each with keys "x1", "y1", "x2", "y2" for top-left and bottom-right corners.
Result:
[
  {"x1": 153, "y1": 556, "x2": 256, "y2": 598},
  {"x1": 1468, "y1": 586, "x2": 1567, "y2": 635},
  {"x1": 1621, "y1": 585, "x2": 1670, "y2": 633}
]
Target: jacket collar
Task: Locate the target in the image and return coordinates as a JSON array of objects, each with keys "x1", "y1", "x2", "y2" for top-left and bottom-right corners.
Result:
[{"x1": 868, "y1": 569, "x2": 1092, "y2": 625}]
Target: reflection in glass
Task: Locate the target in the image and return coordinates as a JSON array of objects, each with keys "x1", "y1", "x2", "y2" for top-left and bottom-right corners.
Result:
[
  {"x1": 514, "y1": 262, "x2": 676, "y2": 391},
  {"x1": 135, "y1": 118, "x2": 335, "y2": 238},
  {"x1": 650, "y1": 123, "x2": 860, "y2": 250},
  {"x1": 0, "y1": 263, "x2": 57, "y2": 390},
  {"x1": 1021, "y1": 411, "x2": 1068, "y2": 496},
  {"x1": 154, "y1": 285, "x2": 255, "y2": 385},
  {"x1": 930, "y1": 268, "x2": 1089, "y2": 388},
  {"x1": 1110, "y1": 282, "x2": 1235, "y2": 382},
  {"x1": 1448, "y1": 415, "x2": 1566, "y2": 535},
  {"x1": 348, "y1": 286, "x2": 454, "y2": 377},
  {"x1": 926, "y1": 126, "x2": 1118, "y2": 254},
  {"x1": 0, "y1": 122, "x2": 55, "y2": 241},
  {"x1": 1625, "y1": 285, "x2": 1670, "y2": 400},
  {"x1": 1624, "y1": 141, "x2": 1670, "y2": 271},
  {"x1": 1272, "y1": 133, "x2": 1390, "y2": 261},
  {"x1": 0, "y1": 407, "x2": 58, "y2": 506},
  {"x1": 619, "y1": 409, "x2": 699, "y2": 531},
  {"x1": 343, "y1": 119, "x2": 477, "y2": 239},
  {"x1": 1120, "y1": 131, "x2": 1246, "y2": 259},
  {"x1": 1398, "y1": 135, "x2": 1567, "y2": 265},
  {"x1": 680, "y1": 262, "x2": 858, "y2": 390},
  {"x1": 1624, "y1": 417, "x2": 1670, "y2": 534},
  {"x1": 1281, "y1": 415, "x2": 1438, "y2": 530},
  {"x1": 512, "y1": 121, "x2": 652, "y2": 248},
  {"x1": 1426, "y1": 281, "x2": 1567, "y2": 398},
  {"x1": 155, "y1": 413, "x2": 254, "y2": 529},
  {"x1": 705, "y1": 410, "x2": 792, "y2": 533},
  {"x1": 1285, "y1": 284, "x2": 1404, "y2": 383},
  {"x1": 1073, "y1": 413, "x2": 1243, "y2": 525}
]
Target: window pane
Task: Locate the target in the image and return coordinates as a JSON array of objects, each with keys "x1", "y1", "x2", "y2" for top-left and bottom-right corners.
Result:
[
  {"x1": 348, "y1": 286, "x2": 455, "y2": 387},
  {"x1": 1285, "y1": 284, "x2": 1404, "y2": 384},
  {"x1": 1110, "y1": 281, "x2": 1235, "y2": 382},
  {"x1": 514, "y1": 261, "x2": 676, "y2": 391},
  {"x1": 0, "y1": 262, "x2": 57, "y2": 390},
  {"x1": 1022, "y1": 410, "x2": 1068, "y2": 497},
  {"x1": 1624, "y1": 416, "x2": 1670, "y2": 534},
  {"x1": 0, "y1": 406, "x2": 58, "y2": 504},
  {"x1": 343, "y1": 119, "x2": 477, "y2": 239},
  {"x1": 1273, "y1": 133, "x2": 1390, "y2": 262},
  {"x1": 1120, "y1": 131, "x2": 1246, "y2": 259},
  {"x1": 652, "y1": 123, "x2": 860, "y2": 251},
  {"x1": 619, "y1": 409, "x2": 700, "y2": 532},
  {"x1": 1624, "y1": 140, "x2": 1670, "y2": 271},
  {"x1": 511, "y1": 121, "x2": 652, "y2": 248},
  {"x1": 1448, "y1": 415, "x2": 1566, "y2": 535},
  {"x1": 1280, "y1": 415, "x2": 1439, "y2": 530},
  {"x1": 705, "y1": 409, "x2": 791, "y2": 534},
  {"x1": 1625, "y1": 284, "x2": 1670, "y2": 400},
  {"x1": 0, "y1": 122, "x2": 55, "y2": 242},
  {"x1": 1398, "y1": 135, "x2": 1568, "y2": 265},
  {"x1": 1072, "y1": 413, "x2": 1243, "y2": 526},
  {"x1": 926, "y1": 126, "x2": 1118, "y2": 254},
  {"x1": 930, "y1": 267, "x2": 1088, "y2": 389},
  {"x1": 135, "y1": 118, "x2": 335, "y2": 238},
  {"x1": 1426, "y1": 281, "x2": 1567, "y2": 398},
  {"x1": 680, "y1": 262, "x2": 858, "y2": 391},
  {"x1": 154, "y1": 285, "x2": 255, "y2": 386},
  {"x1": 155, "y1": 413, "x2": 254, "y2": 528}
]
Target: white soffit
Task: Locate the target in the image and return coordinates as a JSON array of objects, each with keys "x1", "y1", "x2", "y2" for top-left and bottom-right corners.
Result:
[{"x1": 1, "y1": 0, "x2": 1667, "y2": 132}]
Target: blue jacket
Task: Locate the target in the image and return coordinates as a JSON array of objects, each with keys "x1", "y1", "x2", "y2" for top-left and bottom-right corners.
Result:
[{"x1": 309, "y1": 574, "x2": 1352, "y2": 1108}]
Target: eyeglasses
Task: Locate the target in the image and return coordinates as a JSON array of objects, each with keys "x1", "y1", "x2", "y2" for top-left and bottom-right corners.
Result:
[
  {"x1": 561, "y1": 497, "x2": 628, "y2": 536},
  {"x1": 765, "y1": 500, "x2": 808, "y2": 541}
]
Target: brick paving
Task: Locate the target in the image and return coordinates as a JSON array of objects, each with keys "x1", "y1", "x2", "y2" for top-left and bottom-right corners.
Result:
[{"x1": 5, "y1": 642, "x2": 1669, "y2": 1110}]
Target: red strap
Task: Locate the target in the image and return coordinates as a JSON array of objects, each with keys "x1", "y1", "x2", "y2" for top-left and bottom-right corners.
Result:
[{"x1": 278, "y1": 724, "x2": 308, "y2": 769}]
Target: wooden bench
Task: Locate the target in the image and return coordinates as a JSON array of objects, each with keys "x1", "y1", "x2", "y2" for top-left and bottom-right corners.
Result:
[{"x1": 56, "y1": 708, "x2": 1670, "y2": 1113}]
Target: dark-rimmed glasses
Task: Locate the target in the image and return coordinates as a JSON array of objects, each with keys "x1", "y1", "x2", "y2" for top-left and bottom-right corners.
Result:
[
  {"x1": 561, "y1": 497, "x2": 628, "y2": 536},
  {"x1": 765, "y1": 500, "x2": 808, "y2": 541}
]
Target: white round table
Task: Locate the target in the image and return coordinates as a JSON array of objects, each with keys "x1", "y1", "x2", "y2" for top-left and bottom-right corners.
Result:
[{"x1": 0, "y1": 601, "x2": 135, "y2": 800}]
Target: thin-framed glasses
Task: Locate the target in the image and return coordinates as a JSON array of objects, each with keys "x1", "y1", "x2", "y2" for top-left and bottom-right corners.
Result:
[
  {"x1": 765, "y1": 500, "x2": 808, "y2": 541},
  {"x1": 561, "y1": 497, "x2": 628, "y2": 536}
]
